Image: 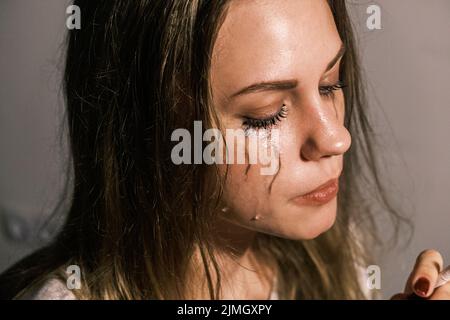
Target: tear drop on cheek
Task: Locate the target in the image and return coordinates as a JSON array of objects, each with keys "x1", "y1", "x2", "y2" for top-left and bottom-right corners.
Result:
[{"x1": 250, "y1": 215, "x2": 261, "y2": 221}]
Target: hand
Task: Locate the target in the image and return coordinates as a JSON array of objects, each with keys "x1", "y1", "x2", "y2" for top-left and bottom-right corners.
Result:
[{"x1": 391, "y1": 249, "x2": 450, "y2": 300}]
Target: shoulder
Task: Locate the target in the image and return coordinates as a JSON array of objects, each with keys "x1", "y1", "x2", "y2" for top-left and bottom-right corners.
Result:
[{"x1": 16, "y1": 278, "x2": 77, "y2": 300}]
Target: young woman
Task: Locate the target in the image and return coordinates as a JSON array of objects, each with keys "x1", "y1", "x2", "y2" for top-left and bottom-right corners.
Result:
[{"x1": 1, "y1": 0, "x2": 448, "y2": 300}]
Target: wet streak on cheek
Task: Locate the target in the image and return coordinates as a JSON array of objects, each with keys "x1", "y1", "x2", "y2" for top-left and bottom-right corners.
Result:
[
  {"x1": 265, "y1": 128, "x2": 281, "y2": 195},
  {"x1": 245, "y1": 163, "x2": 251, "y2": 176},
  {"x1": 245, "y1": 129, "x2": 281, "y2": 194},
  {"x1": 268, "y1": 153, "x2": 281, "y2": 194},
  {"x1": 242, "y1": 128, "x2": 282, "y2": 192},
  {"x1": 244, "y1": 136, "x2": 252, "y2": 178}
]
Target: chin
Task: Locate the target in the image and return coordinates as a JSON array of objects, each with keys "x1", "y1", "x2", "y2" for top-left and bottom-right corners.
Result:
[
  {"x1": 277, "y1": 201, "x2": 338, "y2": 240},
  {"x1": 300, "y1": 217, "x2": 336, "y2": 239}
]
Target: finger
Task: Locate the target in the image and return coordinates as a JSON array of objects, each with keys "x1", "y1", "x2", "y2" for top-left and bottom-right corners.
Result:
[
  {"x1": 404, "y1": 249, "x2": 443, "y2": 298},
  {"x1": 429, "y1": 281, "x2": 450, "y2": 300}
]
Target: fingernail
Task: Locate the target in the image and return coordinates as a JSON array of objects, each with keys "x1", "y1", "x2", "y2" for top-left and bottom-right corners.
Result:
[{"x1": 414, "y1": 277, "x2": 430, "y2": 297}]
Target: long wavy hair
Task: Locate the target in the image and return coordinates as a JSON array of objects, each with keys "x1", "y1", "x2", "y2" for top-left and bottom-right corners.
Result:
[{"x1": 0, "y1": 0, "x2": 408, "y2": 299}]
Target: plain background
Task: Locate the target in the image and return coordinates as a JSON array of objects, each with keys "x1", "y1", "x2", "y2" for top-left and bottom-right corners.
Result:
[{"x1": 1, "y1": 0, "x2": 449, "y2": 299}]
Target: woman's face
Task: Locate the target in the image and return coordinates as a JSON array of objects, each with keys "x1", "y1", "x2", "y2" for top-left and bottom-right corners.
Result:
[{"x1": 210, "y1": 0, "x2": 351, "y2": 240}]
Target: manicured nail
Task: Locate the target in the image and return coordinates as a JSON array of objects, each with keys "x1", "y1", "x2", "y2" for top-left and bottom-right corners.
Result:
[{"x1": 414, "y1": 277, "x2": 430, "y2": 297}]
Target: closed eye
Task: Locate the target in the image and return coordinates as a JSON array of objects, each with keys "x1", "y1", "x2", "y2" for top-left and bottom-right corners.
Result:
[
  {"x1": 319, "y1": 80, "x2": 347, "y2": 98},
  {"x1": 242, "y1": 104, "x2": 287, "y2": 131}
]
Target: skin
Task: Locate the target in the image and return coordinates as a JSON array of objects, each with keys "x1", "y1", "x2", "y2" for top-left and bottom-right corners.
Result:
[
  {"x1": 191, "y1": 0, "x2": 450, "y2": 300},
  {"x1": 211, "y1": 0, "x2": 348, "y2": 242}
]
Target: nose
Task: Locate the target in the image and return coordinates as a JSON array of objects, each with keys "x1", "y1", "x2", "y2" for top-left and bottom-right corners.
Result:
[{"x1": 300, "y1": 102, "x2": 351, "y2": 162}]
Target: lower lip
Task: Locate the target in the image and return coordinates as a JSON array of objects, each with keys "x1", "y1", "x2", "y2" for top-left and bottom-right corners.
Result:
[{"x1": 292, "y1": 179, "x2": 339, "y2": 206}]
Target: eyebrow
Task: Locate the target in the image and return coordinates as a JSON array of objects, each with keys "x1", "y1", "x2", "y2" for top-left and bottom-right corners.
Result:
[{"x1": 229, "y1": 43, "x2": 346, "y2": 99}]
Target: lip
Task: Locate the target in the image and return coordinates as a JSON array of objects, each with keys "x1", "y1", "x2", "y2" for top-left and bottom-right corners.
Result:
[{"x1": 291, "y1": 178, "x2": 339, "y2": 206}]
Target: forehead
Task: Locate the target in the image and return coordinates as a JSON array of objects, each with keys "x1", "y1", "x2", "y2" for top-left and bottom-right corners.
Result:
[{"x1": 211, "y1": 0, "x2": 342, "y2": 100}]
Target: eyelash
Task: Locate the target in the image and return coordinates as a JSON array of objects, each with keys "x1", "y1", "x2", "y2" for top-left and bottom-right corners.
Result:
[
  {"x1": 319, "y1": 80, "x2": 347, "y2": 98},
  {"x1": 241, "y1": 81, "x2": 346, "y2": 131},
  {"x1": 243, "y1": 104, "x2": 288, "y2": 131}
]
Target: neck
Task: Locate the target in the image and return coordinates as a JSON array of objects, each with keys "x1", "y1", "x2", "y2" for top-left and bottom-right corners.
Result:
[{"x1": 185, "y1": 217, "x2": 275, "y2": 299}]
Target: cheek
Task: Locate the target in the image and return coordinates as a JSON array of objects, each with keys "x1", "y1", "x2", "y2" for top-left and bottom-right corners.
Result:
[
  {"x1": 214, "y1": 96, "x2": 345, "y2": 239},
  {"x1": 217, "y1": 127, "x2": 299, "y2": 224},
  {"x1": 220, "y1": 159, "x2": 338, "y2": 240},
  {"x1": 219, "y1": 161, "x2": 277, "y2": 224}
]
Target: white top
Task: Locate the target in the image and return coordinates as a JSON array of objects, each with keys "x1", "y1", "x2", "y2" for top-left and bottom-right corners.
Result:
[
  {"x1": 17, "y1": 278, "x2": 76, "y2": 300},
  {"x1": 17, "y1": 278, "x2": 278, "y2": 300},
  {"x1": 17, "y1": 266, "x2": 370, "y2": 300}
]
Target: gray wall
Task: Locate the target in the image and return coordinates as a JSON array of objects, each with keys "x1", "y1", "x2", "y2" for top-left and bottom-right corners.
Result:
[
  {"x1": 0, "y1": 0, "x2": 69, "y2": 269},
  {"x1": 350, "y1": 0, "x2": 450, "y2": 296},
  {"x1": 0, "y1": 0, "x2": 449, "y2": 299}
]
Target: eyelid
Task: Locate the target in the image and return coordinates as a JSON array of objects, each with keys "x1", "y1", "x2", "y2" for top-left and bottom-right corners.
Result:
[
  {"x1": 238, "y1": 99, "x2": 286, "y2": 118},
  {"x1": 242, "y1": 106, "x2": 281, "y2": 120},
  {"x1": 319, "y1": 80, "x2": 347, "y2": 97},
  {"x1": 242, "y1": 104, "x2": 287, "y2": 131}
]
